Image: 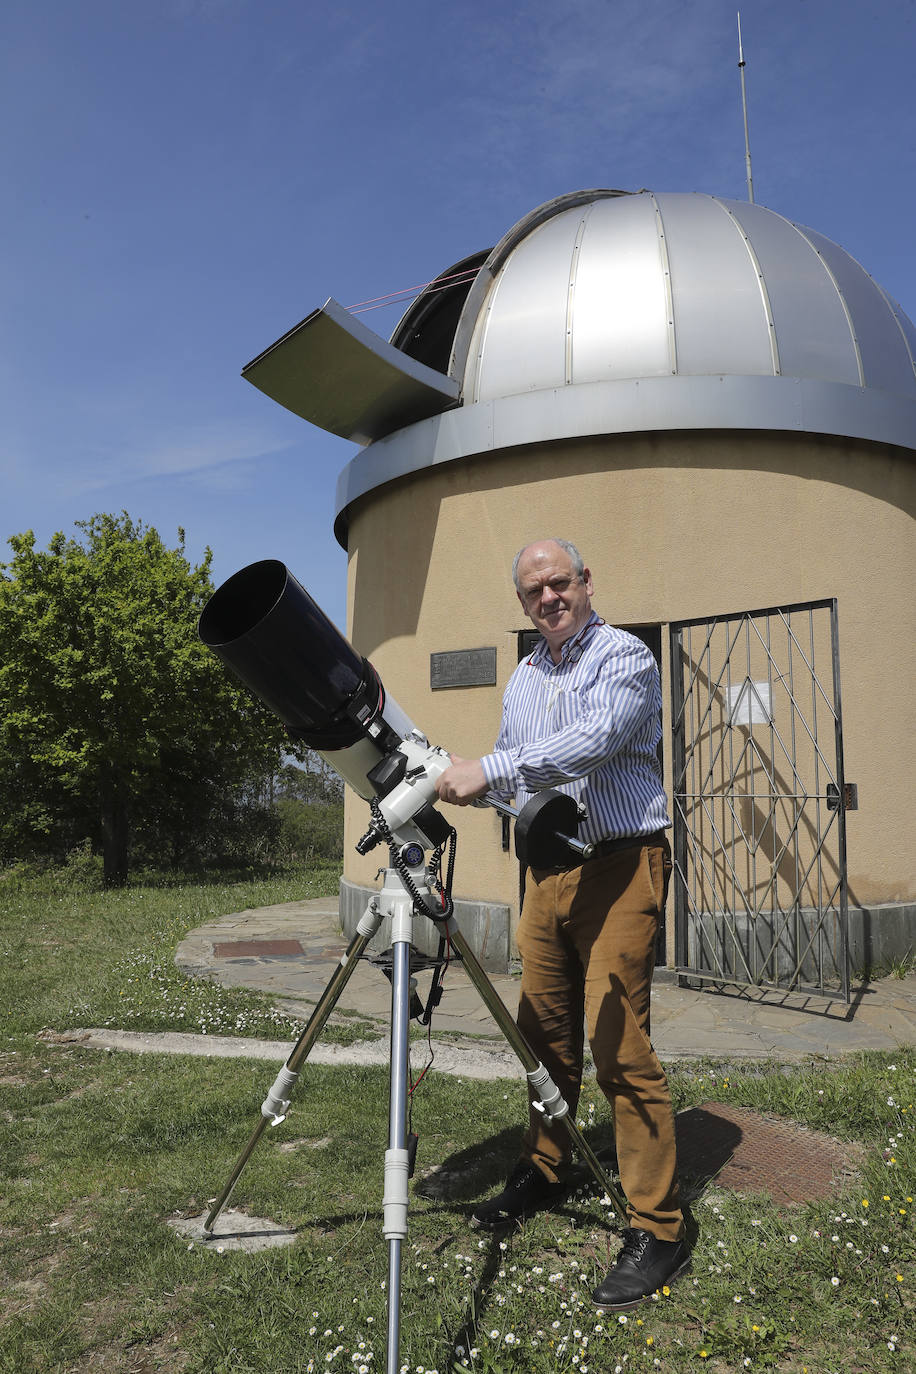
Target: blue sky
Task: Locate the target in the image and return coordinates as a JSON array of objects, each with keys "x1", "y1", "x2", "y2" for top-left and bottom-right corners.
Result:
[{"x1": 3, "y1": 0, "x2": 914, "y2": 628}]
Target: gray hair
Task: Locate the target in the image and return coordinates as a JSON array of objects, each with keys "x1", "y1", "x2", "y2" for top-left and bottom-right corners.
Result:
[{"x1": 512, "y1": 539, "x2": 586, "y2": 590}]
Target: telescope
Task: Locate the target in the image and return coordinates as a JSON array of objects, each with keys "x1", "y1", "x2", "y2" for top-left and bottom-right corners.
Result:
[
  {"x1": 198, "y1": 558, "x2": 454, "y2": 860},
  {"x1": 198, "y1": 557, "x2": 592, "y2": 867},
  {"x1": 197, "y1": 560, "x2": 626, "y2": 1374}
]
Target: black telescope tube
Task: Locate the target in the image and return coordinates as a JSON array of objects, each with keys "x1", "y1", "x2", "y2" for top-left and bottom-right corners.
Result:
[{"x1": 199, "y1": 560, "x2": 388, "y2": 751}]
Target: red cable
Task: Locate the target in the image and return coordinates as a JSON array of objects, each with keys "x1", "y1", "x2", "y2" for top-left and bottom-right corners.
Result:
[{"x1": 347, "y1": 267, "x2": 481, "y2": 314}]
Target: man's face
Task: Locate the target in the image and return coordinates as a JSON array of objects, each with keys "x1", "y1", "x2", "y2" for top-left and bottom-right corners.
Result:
[{"x1": 515, "y1": 542, "x2": 594, "y2": 656}]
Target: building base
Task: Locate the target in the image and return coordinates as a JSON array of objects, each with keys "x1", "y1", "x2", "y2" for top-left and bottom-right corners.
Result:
[{"x1": 681, "y1": 901, "x2": 916, "y2": 988}]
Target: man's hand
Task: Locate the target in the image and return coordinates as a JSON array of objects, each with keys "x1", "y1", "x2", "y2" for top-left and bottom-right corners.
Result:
[{"x1": 435, "y1": 755, "x2": 488, "y2": 806}]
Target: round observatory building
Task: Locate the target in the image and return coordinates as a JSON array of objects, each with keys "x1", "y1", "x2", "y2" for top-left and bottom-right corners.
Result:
[{"x1": 246, "y1": 188, "x2": 916, "y2": 995}]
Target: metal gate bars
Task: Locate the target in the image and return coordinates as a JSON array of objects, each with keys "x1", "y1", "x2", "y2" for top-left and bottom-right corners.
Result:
[{"x1": 669, "y1": 600, "x2": 851, "y2": 1001}]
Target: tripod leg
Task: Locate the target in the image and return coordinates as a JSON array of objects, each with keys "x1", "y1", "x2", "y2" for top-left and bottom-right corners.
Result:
[
  {"x1": 444, "y1": 921, "x2": 629, "y2": 1227},
  {"x1": 203, "y1": 903, "x2": 383, "y2": 1234},
  {"x1": 383, "y1": 914, "x2": 412, "y2": 1374}
]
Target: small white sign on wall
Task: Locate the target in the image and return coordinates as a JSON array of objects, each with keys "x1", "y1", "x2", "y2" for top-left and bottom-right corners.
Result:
[{"x1": 726, "y1": 679, "x2": 772, "y2": 726}]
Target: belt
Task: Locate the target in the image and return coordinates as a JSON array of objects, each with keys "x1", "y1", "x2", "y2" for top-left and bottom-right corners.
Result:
[
  {"x1": 535, "y1": 829, "x2": 668, "y2": 874},
  {"x1": 587, "y1": 828, "x2": 668, "y2": 859}
]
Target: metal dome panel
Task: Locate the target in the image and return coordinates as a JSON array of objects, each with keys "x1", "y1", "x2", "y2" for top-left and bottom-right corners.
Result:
[
  {"x1": 888, "y1": 291, "x2": 916, "y2": 372},
  {"x1": 567, "y1": 194, "x2": 673, "y2": 383},
  {"x1": 728, "y1": 202, "x2": 861, "y2": 385},
  {"x1": 467, "y1": 210, "x2": 578, "y2": 402},
  {"x1": 660, "y1": 193, "x2": 776, "y2": 377},
  {"x1": 796, "y1": 224, "x2": 916, "y2": 394}
]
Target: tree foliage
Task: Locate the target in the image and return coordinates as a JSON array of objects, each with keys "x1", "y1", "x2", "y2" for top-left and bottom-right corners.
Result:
[
  {"x1": 272, "y1": 761, "x2": 344, "y2": 863},
  {"x1": 0, "y1": 513, "x2": 289, "y2": 884}
]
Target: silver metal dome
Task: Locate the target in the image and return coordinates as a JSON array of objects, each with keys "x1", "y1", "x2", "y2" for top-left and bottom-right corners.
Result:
[{"x1": 453, "y1": 190, "x2": 916, "y2": 401}]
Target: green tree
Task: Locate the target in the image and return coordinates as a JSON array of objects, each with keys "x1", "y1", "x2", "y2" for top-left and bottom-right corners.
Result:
[
  {"x1": 0, "y1": 513, "x2": 287, "y2": 884},
  {"x1": 273, "y1": 758, "x2": 344, "y2": 864},
  {"x1": 276, "y1": 757, "x2": 344, "y2": 806}
]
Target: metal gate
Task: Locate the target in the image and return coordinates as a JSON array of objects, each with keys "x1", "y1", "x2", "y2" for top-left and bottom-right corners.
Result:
[{"x1": 669, "y1": 600, "x2": 851, "y2": 1001}]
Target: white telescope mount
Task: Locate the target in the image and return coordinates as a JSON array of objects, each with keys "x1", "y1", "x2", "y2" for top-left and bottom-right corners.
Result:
[{"x1": 201, "y1": 777, "x2": 628, "y2": 1374}]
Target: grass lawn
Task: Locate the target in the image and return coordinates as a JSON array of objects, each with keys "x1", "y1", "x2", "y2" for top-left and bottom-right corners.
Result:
[{"x1": 0, "y1": 864, "x2": 913, "y2": 1373}]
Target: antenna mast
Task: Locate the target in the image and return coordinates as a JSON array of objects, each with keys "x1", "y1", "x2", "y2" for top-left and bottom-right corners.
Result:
[{"x1": 737, "y1": 11, "x2": 755, "y2": 203}]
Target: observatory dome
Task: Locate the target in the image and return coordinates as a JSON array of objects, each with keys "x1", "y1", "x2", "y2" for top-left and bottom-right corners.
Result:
[
  {"x1": 435, "y1": 190, "x2": 916, "y2": 400},
  {"x1": 335, "y1": 189, "x2": 916, "y2": 534}
]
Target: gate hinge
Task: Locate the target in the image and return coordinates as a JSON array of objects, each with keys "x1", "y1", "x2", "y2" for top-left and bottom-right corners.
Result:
[{"x1": 827, "y1": 782, "x2": 858, "y2": 811}]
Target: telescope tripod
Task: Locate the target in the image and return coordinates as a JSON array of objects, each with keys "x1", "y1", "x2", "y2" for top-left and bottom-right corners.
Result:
[{"x1": 202, "y1": 857, "x2": 629, "y2": 1374}]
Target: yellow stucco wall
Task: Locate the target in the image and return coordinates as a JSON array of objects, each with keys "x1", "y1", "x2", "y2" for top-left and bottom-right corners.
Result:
[{"x1": 341, "y1": 429, "x2": 915, "y2": 934}]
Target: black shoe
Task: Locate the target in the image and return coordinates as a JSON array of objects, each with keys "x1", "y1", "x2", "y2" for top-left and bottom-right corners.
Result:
[
  {"x1": 471, "y1": 1161, "x2": 565, "y2": 1229},
  {"x1": 592, "y1": 1228, "x2": 689, "y2": 1310}
]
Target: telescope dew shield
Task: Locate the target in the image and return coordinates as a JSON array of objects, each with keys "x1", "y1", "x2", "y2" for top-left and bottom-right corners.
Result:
[{"x1": 198, "y1": 559, "x2": 414, "y2": 800}]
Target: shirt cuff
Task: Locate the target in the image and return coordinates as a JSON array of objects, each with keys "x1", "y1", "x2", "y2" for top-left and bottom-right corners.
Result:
[{"x1": 480, "y1": 751, "x2": 518, "y2": 795}]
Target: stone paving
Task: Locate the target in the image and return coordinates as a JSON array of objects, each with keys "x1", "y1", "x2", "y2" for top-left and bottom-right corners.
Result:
[{"x1": 175, "y1": 895, "x2": 916, "y2": 1066}]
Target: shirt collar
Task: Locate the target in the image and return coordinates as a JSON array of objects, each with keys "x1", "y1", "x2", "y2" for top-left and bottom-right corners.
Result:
[{"x1": 528, "y1": 611, "x2": 604, "y2": 667}]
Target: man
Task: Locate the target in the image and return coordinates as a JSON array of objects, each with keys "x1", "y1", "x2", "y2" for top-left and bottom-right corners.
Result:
[{"x1": 435, "y1": 538, "x2": 687, "y2": 1310}]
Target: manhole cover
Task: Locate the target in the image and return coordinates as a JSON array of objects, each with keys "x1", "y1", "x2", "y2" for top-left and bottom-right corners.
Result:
[
  {"x1": 676, "y1": 1101, "x2": 866, "y2": 1205},
  {"x1": 214, "y1": 939, "x2": 305, "y2": 958}
]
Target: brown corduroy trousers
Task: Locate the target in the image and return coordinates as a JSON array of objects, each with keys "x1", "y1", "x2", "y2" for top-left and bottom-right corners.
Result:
[{"x1": 516, "y1": 838, "x2": 685, "y2": 1242}]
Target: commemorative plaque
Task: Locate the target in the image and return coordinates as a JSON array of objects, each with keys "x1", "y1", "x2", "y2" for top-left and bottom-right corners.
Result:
[{"x1": 430, "y1": 647, "x2": 498, "y2": 690}]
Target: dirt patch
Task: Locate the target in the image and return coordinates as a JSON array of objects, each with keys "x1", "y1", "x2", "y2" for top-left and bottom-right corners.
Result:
[
  {"x1": 57, "y1": 1334, "x2": 191, "y2": 1372},
  {"x1": 168, "y1": 1207, "x2": 297, "y2": 1252}
]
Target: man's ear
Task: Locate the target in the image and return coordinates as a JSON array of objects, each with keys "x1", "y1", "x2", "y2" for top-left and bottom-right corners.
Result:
[{"x1": 582, "y1": 567, "x2": 595, "y2": 595}]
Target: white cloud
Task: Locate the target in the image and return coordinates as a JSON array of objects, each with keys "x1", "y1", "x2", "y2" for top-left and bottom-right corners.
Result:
[{"x1": 66, "y1": 421, "x2": 299, "y2": 497}]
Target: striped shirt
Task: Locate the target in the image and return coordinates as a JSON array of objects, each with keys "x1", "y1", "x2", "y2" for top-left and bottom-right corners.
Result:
[{"x1": 480, "y1": 612, "x2": 670, "y2": 844}]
